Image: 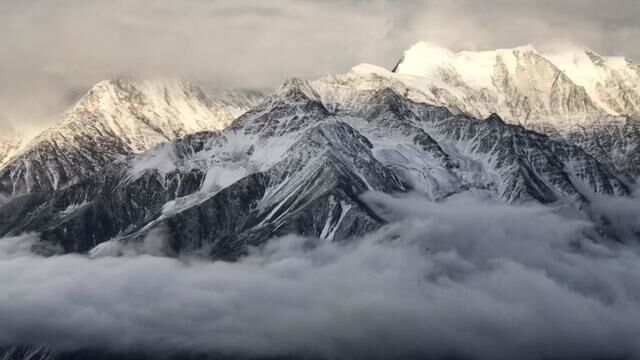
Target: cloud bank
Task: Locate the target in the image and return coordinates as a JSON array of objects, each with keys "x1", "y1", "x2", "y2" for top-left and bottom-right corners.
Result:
[
  {"x1": 1, "y1": 191, "x2": 640, "y2": 359},
  {"x1": 3, "y1": 0, "x2": 640, "y2": 131}
]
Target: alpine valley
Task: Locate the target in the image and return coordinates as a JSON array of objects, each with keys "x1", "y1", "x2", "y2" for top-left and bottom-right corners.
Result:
[{"x1": 1, "y1": 42, "x2": 640, "y2": 359}]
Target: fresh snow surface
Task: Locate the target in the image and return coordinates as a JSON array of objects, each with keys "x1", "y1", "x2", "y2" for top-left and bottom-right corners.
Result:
[
  {"x1": 0, "y1": 78, "x2": 267, "y2": 196},
  {"x1": 345, "y1": 41, "x2": 640, "y2": 128}
]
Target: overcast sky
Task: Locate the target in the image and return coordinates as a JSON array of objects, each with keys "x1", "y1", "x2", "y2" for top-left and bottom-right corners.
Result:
[{"x1": 2, "y1": 0, "x2": 640, "y2": 130}]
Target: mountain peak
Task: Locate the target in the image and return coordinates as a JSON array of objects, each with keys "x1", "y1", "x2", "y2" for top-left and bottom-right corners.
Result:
[
  {"x1": 485, "y1": 113, "x2": 505, "y2": 125},
  {"x1": 407, "y1": 41, "x2": 455, "y2": 55},
  {"x1": 511, "y1": 44, "x2": 537, "y2": 53},
  {"x1": 384, "y1": 41, "x2": 640, "y2": 122},
  {"x1": 0, "y1": 78, "x2": 266, "y2": 196},
  {"x1": 86, "y1": 77, "x2": 202, "y2": 97},
  {"x1": 88, "y1": 77, "x2": 147, "y2": 95},
  {"x1": 352, "y1": 63, "x2": 393, "y2": 76},
  {"x1": 397, "y1": 42, "x2": 456, "y2": 75},
  {"x1": 584, "y1": 48, "x2": 606, "y2": 66},
  {"x1": 279, "y1": 77, "x2": 318, "y2": 94},
  {"x1": 402, "y1": 42, "x2": 539, "y2": 60},
  {"x1": 276, "y1": 77, "x2": 322, "y2": 103},
  {"x1": 55, "y1": 78, "x2": 228, "y2": 139}
]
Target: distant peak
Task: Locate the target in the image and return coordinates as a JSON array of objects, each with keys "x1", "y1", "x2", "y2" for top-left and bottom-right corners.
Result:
[
  {"x1": 398, "y1": 42, "x2": 640, "y2": 64},
  {"x1": 403, "y1": 41, "x2": 455, "y2": 61},
  {"x1": 82, "y1": 78, "x2": 211, "y2": 106},
  {"x1": 94, "y1": 77, "x2": 136, "y2": 88},
  {"x1": 409, "y1": 41, "x2": 454, "y2": 54},
  {"x1": 277, "y1": 77, "x2": 320, "y2": 100},
  {"x1": 485, "y1": 113, "x2": 505, "y2": 124},
  {"x1": 511, "y1": 44, "x2": 537, "y2": 53},
  {"x1": 90, "y1": 77, "x2": 197, "y2": 91},
  {"x1": 279, "y1": 77, "x2": 310, "y2": 89},
  {"x1": 584, "y1": 49, "x2": 606, "y2": 66},
  {"x1": 394, "y1": 42, "x2": 546, "y2": 77},
  {"x1": 584, "y1": 48, "x2": 602, "y2": 56},
  {"x1": 90, "y1": 79, "x2": 119, "y2": 91},
  {"x1": 405, "y1": 42, "x2": 539, "y2": 57},
  {"x1": 87, "y1": 77, "x2": 142, "y2": 97},
  {"x1": 350, "y1": 63, "x2": 393, "y2": 76}
]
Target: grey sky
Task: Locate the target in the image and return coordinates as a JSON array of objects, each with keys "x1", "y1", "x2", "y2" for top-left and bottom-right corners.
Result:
[{"x1": 2, "y1": 0, "x2": 640, "y2": 130}]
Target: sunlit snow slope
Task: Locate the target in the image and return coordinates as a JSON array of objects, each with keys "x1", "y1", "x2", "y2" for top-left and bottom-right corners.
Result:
[
  {"x1": 0, "y1": 79, "x2": 266, "y2": 197},
  {"x1": 324, "y1": 42, "x2": 640, "y2": 179},
  {"x1": 391, "y1": 42, "x2": 640, "y2": 123}
]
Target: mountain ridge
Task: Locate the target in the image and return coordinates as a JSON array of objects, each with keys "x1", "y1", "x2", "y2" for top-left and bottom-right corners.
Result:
[
  {"x1": 0, "y1": 79, "x2": 633, "y2": 257},
  {"x1": 316, "y1": 43, "x2": 640, "y2": 180},
  {"x1": 392, "y1": 41, "x2": 640, "y2": 121},
  {"x1": 0, "y1": 78, "x2": 267, "y2": 198}
]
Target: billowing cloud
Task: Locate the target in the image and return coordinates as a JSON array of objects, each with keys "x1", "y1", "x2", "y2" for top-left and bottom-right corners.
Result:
[
  {"x1": 1, "y1": 191, "x2": 640, "y2": 359},
  {"x1": 2, "y1": 0, "x2": 640, "y2": 132}
]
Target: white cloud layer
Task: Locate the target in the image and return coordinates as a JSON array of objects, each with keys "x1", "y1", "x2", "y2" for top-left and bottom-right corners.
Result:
[
  {"x1": 0, "y1": 191, "x2": 639, "y2": 359},
  {"x1": 2, "y1": 0, "x2": 640, "y2": 131}
]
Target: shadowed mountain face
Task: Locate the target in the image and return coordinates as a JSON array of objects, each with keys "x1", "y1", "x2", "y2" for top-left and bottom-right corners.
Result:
[{"x1": 0, "y1": 77, "x2": 633, "y2": 258}]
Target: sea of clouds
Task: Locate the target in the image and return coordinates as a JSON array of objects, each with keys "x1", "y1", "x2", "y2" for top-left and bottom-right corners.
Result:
[{"x1": 0, "y1": 190, "x2": 639, "y2": 359}]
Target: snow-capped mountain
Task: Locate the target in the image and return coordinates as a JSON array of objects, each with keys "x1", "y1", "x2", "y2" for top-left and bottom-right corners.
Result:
[
  {"x1": 2, "y1": 39, "x2": 640, "y2": 360},
  {"x1": 390, "y1": 42, "x2": 640, "y2": 123},
  {"x1": 0, "y1": 78, "x2": 632, "y2": 257},
  {"x1": 315, "y1": 43, "x2": 640, "y2": 180},
  {"x1": 0, "y1": 79, "x2": 266, "y2": 198}
]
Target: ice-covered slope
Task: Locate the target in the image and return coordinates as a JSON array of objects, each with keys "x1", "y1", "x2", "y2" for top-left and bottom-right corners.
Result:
[{"x1": 0, "y1": 79, "x2": 266, "y2": 197}]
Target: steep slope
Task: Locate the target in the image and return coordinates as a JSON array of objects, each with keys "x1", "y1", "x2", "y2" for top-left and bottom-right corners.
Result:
[
  {"x1": 0, "y1": 79, "x2": 266, "y2": 197},
  {"x1": 420, "y1": 113, "x2": 628, "y2": 203},
  {"x1": 151, "y1": 121, "x2": 409, "y2": 259}
]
